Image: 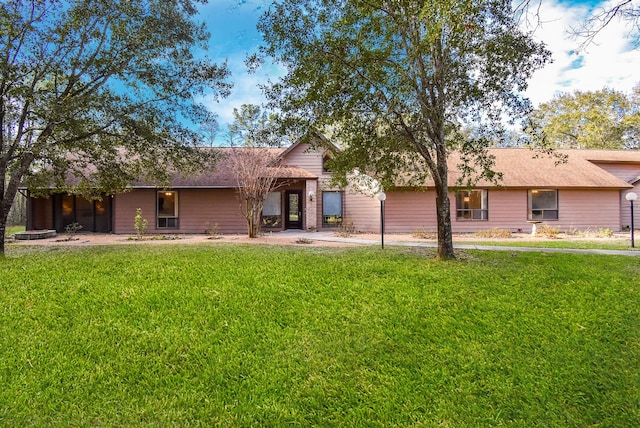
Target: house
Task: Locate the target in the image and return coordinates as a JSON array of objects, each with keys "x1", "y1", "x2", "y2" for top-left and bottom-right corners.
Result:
[{"x1": 23, "y1": 138, "x2": 640, "y2": 235}]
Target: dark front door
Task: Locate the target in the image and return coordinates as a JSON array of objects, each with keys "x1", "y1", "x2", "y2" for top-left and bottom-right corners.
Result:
[{"x1": 285, "y1": 190, "x2": 302, "y2": 229}]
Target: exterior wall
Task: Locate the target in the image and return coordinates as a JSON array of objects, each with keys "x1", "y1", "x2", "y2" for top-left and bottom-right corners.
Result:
[
  {"x1": 591, "y1": 162, "x2": 640, "y2": 229},
  {"x1": 113, "y1": 188, "x2": 246, "y2": 234},
  {"x1": 343, "y1": 187, "x2": 380, "y2": 232},
  {"x1": 375, "y1": 188, "x2": 624, "y2": 234}
]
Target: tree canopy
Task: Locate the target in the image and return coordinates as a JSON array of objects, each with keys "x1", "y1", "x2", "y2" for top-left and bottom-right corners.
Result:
[
  {"x1": 0, "y1": 0, "x2": 230, "y2": 253},
  {"x1": 258, "y1": 0, "x2": 550, "y2": 259},
  {"x1": 530, "y1": 86, "x2": 640, "y2": 149}
]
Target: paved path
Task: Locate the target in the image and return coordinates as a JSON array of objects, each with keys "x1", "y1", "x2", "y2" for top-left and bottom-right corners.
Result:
[{"x1": 284, "y1": 231, "x2": 640, "y2": 257}]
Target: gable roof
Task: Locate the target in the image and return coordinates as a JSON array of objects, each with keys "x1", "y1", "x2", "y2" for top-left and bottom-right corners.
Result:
[
  {"x1": 131, "y1": 146, "x2": 317, "y2": 189},
  {"x1": 436, "y1": 148, "x2": 638, "y2": 189}
]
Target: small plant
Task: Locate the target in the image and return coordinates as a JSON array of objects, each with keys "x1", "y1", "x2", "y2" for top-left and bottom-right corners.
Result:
[
  {"x1": 134, "y1": 208, "x2": 148, "y2": 240},
  {"x1": 411, "y1": 227, "x2": 436, "y2": 239},
  {"x1": 474, "y1": 228, "x2": 512, "y2": 239},
  {"x1": 336, "y1": 218, "x2": 355, "y2": 237},
  {"x1": 296, "y1": 237, "x2": 314, "y2": 244},
  {"x1": 596, "y1": 227, "x2": 614, "y2": 238},
  {"x1": 538, "y1": 224, "x2": 561, "y2": 239},
  {"x1": 205, "y1": 222, "x2": 221, "y2": 239},
  {"x1": 65, "y1": 222, "x2": 83, "y2": 234}
]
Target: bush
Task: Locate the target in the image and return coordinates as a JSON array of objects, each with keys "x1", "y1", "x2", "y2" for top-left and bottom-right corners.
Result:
[
  {"x1": 336, "y1": 218, "x2": 355, "y2": 237},
  {"x1": 134, "y1": 208, "x2": 148, "y2": 240},
  {"x1": 205, "y1": 222, "x2": 221, "y2": 239},
  {"x1": 411, "y1": 227, "x2": 436, "y2": 239},
  {"x1": 538, "y1": 224, "x2": 560, "y2": 238},
  {"x1": 475, "y1": 228, "x2": 512, "y2": 239}
]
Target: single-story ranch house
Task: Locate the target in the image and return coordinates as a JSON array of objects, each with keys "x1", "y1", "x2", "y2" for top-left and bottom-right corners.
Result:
[{"x1": 23, "y1": 138, "x2": 640, "y2": 235}]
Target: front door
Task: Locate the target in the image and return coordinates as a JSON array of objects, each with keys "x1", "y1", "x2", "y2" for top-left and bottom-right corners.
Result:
[{"x1": 285, "y1": 190, "x2": 303, "y2": 229}]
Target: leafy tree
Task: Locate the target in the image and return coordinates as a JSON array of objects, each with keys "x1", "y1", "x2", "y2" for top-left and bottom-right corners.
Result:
[
  {"x1": 226, "y1": 104, "x2": 288, "y2": 237},
  {"x1": 531, "y1": 87, "x2": 640, "y2": 149},
  {"x1": 258, "y1": 0, "x2": 550, "y2": 259},
  {"x1": 228, "y1": 147, "x2": 285, "y2": 238},
  {"x1": 0, "y1": 0, "x2": 231, "y2": 254},
  {"x1": 227, "y1": 104, "x2": 284, "y2": 147}
]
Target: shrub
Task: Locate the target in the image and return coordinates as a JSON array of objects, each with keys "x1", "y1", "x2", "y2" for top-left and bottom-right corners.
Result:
[
  {"x1": 475, "y1": 228, "x2": 512, "y2": 239},
  {"x1": 134, "y1": 208, "x2": 148, "y2": 240},
  {"x1": 337, "y1": 218, "x2": 355, "y2": 237},
  {"x1": 411, "y1": 227, "x2": 436, "y2": 239},
  {"x1": 596, "y1": 227, "x2": 614, "y2": 238},
  {"x1": 538, "y1": 224, "x2": 560, "y2": 238},
  {"x1": 205, "y1": 222, "x2": 221, "y2": 239},
  {"x1": 64, "y1": 222, "x2": 83, "y2": 234}
]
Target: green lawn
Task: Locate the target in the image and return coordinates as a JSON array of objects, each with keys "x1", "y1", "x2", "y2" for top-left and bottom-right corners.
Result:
[{"x1": 1, "y1": 244, "x2": 639, "y2": 426}]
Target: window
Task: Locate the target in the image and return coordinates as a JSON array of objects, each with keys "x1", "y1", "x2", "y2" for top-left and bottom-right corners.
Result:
[
  {"x1": 456, "y1": 190, "x2": 488, "y2": 220},
  {"x1": 157, "y1": 190, "x2": 178, "y2": 228},
  {"x1": 322, "y1": 191, "x2": 343, "y2": 226},
  {"x1": 528, "y1": 189, "x2": 558, "y2": 220},
  {"x1": 322, "y1": 153, "x2": 333, "y2": 172},
  {"x1": 262, "y1": 191, "x2": 282, "y2": 228}
]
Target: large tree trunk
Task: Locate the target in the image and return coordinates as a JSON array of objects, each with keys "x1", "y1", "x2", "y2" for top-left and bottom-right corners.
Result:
[{"x1": 435, "y1": 185, "x2": 455, "y2": 260}]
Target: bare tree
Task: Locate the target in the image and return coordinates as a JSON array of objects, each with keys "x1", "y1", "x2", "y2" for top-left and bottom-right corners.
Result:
[{"x1": 227, "y1": 148, "x2": 286, "y2": 238}]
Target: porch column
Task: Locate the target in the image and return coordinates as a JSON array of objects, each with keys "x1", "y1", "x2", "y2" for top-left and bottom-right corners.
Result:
[{"x1": 305, "y1": 179, "x2": 318, "y2": 230}]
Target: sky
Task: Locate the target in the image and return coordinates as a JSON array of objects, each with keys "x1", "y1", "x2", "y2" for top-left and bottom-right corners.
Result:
[{"x1": 196, "y1": 0, "x2": 640, "y2": 139}]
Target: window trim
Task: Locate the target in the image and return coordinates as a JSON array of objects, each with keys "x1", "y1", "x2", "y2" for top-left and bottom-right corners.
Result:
[
  {"x1": 322, "y1": 191, "x2": 343, "y2": 226},
  {"x1": 455, "y1": 189, "x2": 488, "y2": 221},
  {"x1": 528, "y1": 189, "x2": 558, "y2": 221},
  {"x1": 157, "y1": 190, "x2": 179, "y2": 229}
]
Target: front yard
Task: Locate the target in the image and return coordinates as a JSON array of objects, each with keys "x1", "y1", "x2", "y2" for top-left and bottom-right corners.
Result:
[{"x1": 1, "y1": 244, "x2": 639, "y2": 426}]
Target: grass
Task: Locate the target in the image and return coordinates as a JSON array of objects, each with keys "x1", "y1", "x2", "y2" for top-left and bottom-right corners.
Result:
[
  {"x1": 1, "y1": 244, "x2": 639, "y2": 426},
  {"x1": 459, "y1": 238, "x2": 635, "y2": 250},
  {"x1": 5, "y1": 225, "x2": 25, "y2": 235}
]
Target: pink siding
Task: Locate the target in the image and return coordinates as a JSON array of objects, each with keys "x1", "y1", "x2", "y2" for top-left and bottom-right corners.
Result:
[
  {"x1": 113, "y1": 189, "x2": 246, "y2": 234},
  {"x1": 364, "y1": 188, "x2": 624, "y2": 234},
  {"x1": 282, "y1": 142, "x2": 332, "y2": 179},
  {"x1": 591, "y1": 162, "x2": 640, "y2": 182},
  {"x1": 383, "y1": 190, "x2": 436, "y2": 233},
  {"x1": 622, "y1": 185, "x2": 640, "y2": 230},
  {"x1": 343, "y1": 188, "x2": 380, "y2": 232}
]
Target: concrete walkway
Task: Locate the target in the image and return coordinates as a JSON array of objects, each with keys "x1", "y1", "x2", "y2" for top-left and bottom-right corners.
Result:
[{"x1": 284, "y1": 230, "x2": 640, "y2": 257}]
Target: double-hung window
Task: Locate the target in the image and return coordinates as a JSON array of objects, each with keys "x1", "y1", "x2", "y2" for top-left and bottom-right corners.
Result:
[
  {"x1": 528, "y1": 189, "x2": 558, "y2": 220},
  {"x1": 456, "y1": 190, "x2": 488, "y2": 220},
  {"x1": 157, "y1": 190, "x2": 178, "y2": 228},
  {"x1": 322, "y1": 191, "x2": 343, "y2": 226}
]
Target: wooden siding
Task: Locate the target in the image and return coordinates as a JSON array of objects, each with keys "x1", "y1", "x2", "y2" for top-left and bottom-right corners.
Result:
[
  {"x1": 370, "y1": 188, "x2": 624, "y2": 233},
  {"x1": 114, "y1": 189, "x2": 247, "y2": 234},
  {"x1": 591, "y1": 162, "x2": 640, "y2": 229}
]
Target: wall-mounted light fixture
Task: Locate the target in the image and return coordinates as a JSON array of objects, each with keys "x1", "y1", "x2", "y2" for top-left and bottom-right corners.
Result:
[{"x1": 308, "y1": 191, "x2": 315, "y2": 201}]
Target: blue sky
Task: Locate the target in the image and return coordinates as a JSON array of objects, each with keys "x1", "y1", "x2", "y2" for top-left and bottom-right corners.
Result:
[{"x1": 197, "y1": 0, "x2": 640, "y2": 139}]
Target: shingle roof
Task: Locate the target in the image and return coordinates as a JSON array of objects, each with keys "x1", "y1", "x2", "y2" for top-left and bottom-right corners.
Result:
[
  {"x1": 436, "y1": 148, "x2": 639, "y2": 189},
  {"x1": 132, "y1": 147, "x2": 317, "y2": 189}
]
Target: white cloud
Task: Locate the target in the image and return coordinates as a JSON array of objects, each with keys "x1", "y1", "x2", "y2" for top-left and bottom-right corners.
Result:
[{"x1": 525, "y1": 0, "x2": 640, "y2": 105}]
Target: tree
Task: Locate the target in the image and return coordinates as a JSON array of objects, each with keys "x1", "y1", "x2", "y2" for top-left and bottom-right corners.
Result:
[
  {"x1": 228, "y1": 147, "x2": 285, "y2": 238},
  {"x1": 0, "y1": 0, "x2": 231, "y2": 254},
  {"x1": 227, "y1": 103, "x2": 286, "y2": 147},
  {"x1": 531, "y1": 87, "x2": 640, "y2": 149},
  {"x1": 569, "y1": 0, "x2": 640, "y2": 49},
  {"x1": 258, "y1": 0, "x2": 550, "y2": 259},
  {"x1": 226, "y1": 103, "x2": 287, "y2": 237}
]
